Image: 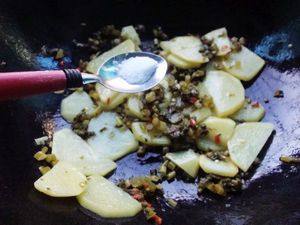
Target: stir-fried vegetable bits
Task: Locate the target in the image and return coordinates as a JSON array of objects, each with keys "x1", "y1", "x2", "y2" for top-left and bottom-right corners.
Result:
[{"x1": 32, "y1": 25, "x2": 274, "y2": 223}]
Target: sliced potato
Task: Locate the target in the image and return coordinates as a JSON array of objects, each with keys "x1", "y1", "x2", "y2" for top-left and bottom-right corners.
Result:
[
  {"x1": 34, "y1": 161, "x2": 87, "y2": 197},
  {"x1": 199, "y1": 155, "x2": 238, "y2": 177},
  {"x1": 61, "y1": 91, "x2": 95, "y2": 122},
  {"x1": 203, "y1": 116, "x2": 236, "y2": 146},
  {"x1": 121, "y1": 25, "x2": 141, "y2": 46},
  {"x1": 106, "y1": 93, "x2": 130, "y2": 110},
  {"x1": 230, "y1": 100, "x2": 265, "y2": 122},
  {"x1": 87, "y1": 112, "x2": 138, "y2": 160},
  {"x1": 87, "y1": 39, "x2": 136, "y2": 73},
  {"x1": 190, "y1": 107, "x2": 212, "y2": 124},
  {"x1": 95, "y1": 83, "x2": 130, "y2": 110},
  {"x1": 160, "y1": 41, "x2": 173, "y2": 51},
  {"x1": 203, "y1": 70, "x2": 245, "y2": 117},
  {"x1": 204, "y1": 28, "x2": 231, "y2": 56},
  {"x1": 161, "y1": 36, "x2": 208, "y2": 64},
  {"x1": 52, "y1": 128, "x2": 95, "y2": 161},
  {"x1": 68, "y1": 158, "x2": 116, "y2": 177},
  {"x1": 77, "y1": 175, "x2": 142, "y2": 218},
  {"x1": 196, "y1": 137, "x2": 226, "y2": 152},
  {"x1": 222, "y1": 46, "x2": 265, "y2": 81},
  {"x1": 166, "y1": 149, "x2": 200, "y2": 178},
  {"x1": 197, "y1": 82, "x2": 212, "y2": 101},
  {"x1": 228, "y1": 122, "x2": 274, "y2": 172},
  {"x1": 166, "y1": 53, "x2": 201, "y2": 69},
  {"x1": 96, "y1": 83, "x2": 119, "y2": 104},
  {"x1": 125, "y1": 95, "x2": 147, "y2": 120},
  {"x1": 131, "y1": 122, "x2": 170, "y2": 146},
  {"x1": 52, "y1": 128, "x2": 116, "y2": 176}
]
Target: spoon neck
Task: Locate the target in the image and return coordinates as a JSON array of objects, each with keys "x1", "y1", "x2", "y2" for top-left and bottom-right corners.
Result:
[{"x1": 81, "y1": 72, "x2": 100, "y2": 85}]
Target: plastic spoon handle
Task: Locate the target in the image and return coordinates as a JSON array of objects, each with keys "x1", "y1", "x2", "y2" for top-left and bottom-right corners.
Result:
[{"x1": 0, "y1": 69, "x2": 83, "y2": 101}]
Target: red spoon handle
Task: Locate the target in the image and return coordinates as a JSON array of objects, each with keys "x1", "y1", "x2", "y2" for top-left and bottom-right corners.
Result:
[{"x1": 0, "y1": 69, "x2": 83, "y2": 101}]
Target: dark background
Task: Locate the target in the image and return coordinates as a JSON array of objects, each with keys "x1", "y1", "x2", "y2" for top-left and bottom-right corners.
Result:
[{"x1": 0, "y1": 0, "x2": 299, "y2": 225}]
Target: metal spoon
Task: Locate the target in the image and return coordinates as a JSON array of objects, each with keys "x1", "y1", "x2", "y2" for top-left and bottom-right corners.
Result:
[
  {"x1": 84, "y1": 51, "x2": 167, "y2": 92},
  {"x1": 0, "y1": 52, "x2": 168, "y2": 101}
]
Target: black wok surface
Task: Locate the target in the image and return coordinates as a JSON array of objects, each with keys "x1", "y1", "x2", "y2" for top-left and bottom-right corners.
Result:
[{"x1": 0, "y1": 0, "x2": 299, "y2": 224}]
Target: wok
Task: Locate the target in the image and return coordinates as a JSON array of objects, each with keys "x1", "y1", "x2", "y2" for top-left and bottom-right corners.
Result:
[{"x1": 0, "y1": 0, "x2": 299, "y2": 224}]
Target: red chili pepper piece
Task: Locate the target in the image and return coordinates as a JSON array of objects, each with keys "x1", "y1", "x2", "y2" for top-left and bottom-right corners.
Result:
[
  {"x1": 151, "y1": 214, "x2": 162, "y2": 225},
  {"x1": 189, "y1": 97, "x2": 198, "y2": 104},
  {"x1": 142, "y1": 182, "x2": 149, "y2": 189},
  {"x1": 133, "y1": 193, "x2": 142, "y2": 200},
  {"x1": 251, "y1": 101, "x2": 260, "y2": 108},
  {"x1": 214, "y1": 134, "x2": 221, "y2": 144},
  {"x1": 189, "y1": 119, "x2": 197, "y2": 127}
]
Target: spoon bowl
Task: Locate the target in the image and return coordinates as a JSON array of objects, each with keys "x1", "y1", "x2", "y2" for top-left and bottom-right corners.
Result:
[{"x1": 96, "y1": 52, "x2": 168, "y2": 93}]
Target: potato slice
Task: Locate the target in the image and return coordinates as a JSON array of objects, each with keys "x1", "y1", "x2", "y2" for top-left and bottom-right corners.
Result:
[
  {"x1": 199, "y1": 155, "x2": 238, "y2": 177},
  {"x1": 96, "y1": 83, "x2": 119, "y2": 104},
  {"x1": 161, "y1": 36, "x2": 208, "y2": 64},
  {"x1": 166, "y1": 149, "x2": 200, "y2": 178},
  {"x1": 166, "y1": 54, "x2": 201, "y2": 69},
  {"x1": 203, "y1": 116, "x2": 236, "y2": 146},
  {"x1": 77, "y1": 175, "x2": 142, "y2": 218},
  {"x1": 95, "y1": 83, "x2": 130, "y2": 110},
  {"x1": 204, "y1": 28, "x2": 232, "y2": 56},
  {"x1": 228, "y1": 122, "x2": 274, "y2": 172},
  {"x1": 52, "y1": 128, "x2": 116, "y2": 176},
  {"x1": 160, "y1": 41, "x2": 173, "y2": 51},
  {"x1": 121, "y1": 25, "x2": 141, "y2": 46},
  {"x1": 161, "y1": 49, "x2": 201, "y2": 69},
  {"x1": 190, "y1": 107, "x2": 212, "y2": 123},
  {"x1": 230, "y1": 100, "x2": 265, "y2": 122},
  {"x1": 131, "y1": 122, "x2": 170, "y2": 146},
  {"x1": 87, "y1": 39, "x2": 136, "y2": 73},
  {"x1": 197, "y1": 82, "x2": 211, "y2": 98},
  {"x1": 222, "y1": 46, "x2": 265, "y2": 81},
  {"x1": 61, "y1": 91, "x2": 95, "y2": 122},
  {"x1": 106, "y1": 93, "x2": 130, "y2": 110},
  {"x1": 125, "y1": 95, "x2": 147, "y2": 120},
  {"x1": 196, "y1": 137, "x2": 226, "y2": 152},
  {"x1": 203, "y1": 71, "x2": 245, "y2": 117},
  {"x1": 34, "y1": 161, "x2": 87, "y2": 197},
  {"x1": 87, "y1": 112, "x2": 138, "y2": 160}
]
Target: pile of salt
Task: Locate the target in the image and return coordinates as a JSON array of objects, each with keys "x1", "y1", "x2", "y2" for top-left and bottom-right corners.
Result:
[{"x1": 117, "y1": 56, "x2": 158, "y2": 84}]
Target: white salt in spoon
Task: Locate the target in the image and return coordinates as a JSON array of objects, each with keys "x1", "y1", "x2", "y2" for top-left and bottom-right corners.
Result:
[{"x1": 93, "y1": 52, "x2": 168, "y2": 93}]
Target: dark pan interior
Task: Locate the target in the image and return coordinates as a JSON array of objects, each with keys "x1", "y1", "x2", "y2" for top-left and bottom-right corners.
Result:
[{"x1": 0, "y1": 0, "x2": 299, "y2": 225}]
